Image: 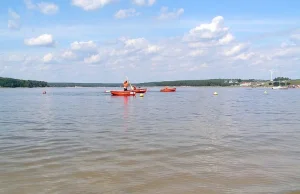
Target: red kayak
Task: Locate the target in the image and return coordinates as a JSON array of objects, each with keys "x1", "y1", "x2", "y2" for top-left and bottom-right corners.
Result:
[
  {"x1": 110, "y1": 91, "x2": 136, "y2": 96},
  {"x1": 131, "y1": 88, "x2": 147, "y2": 93},
  {"x1": 160, "y1": 87, "x2": 176, "y2": 92}
]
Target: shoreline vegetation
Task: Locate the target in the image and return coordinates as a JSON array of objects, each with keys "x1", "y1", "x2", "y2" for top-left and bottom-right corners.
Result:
[{"x1": 1, "y1": 77, "x2": 300, "y2": 88}]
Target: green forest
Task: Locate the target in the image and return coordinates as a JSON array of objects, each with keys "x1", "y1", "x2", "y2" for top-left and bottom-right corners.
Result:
[
  {"x1": 49, "y1": 79, "x2": 243, "y2": 87},
  {"x1": 47, "y1": 82, "x2": 121, "y2": 87},
  {"x1": 0, "y1": 77, "x2": 48, "y2": 88},
  {"x1": 136, "y1": 79, "x2": 241, "y2": 87},
  {"x1": 1, "y1": 76, "x2": 298, "y2": 88}
]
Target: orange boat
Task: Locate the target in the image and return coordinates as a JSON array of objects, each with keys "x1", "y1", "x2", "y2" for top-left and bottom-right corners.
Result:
[
  {"x1": 131, "y1": 88, "x2": 147, "y2": 93},
  {"x1": 160, "y1": 87, "x2": 176, "y2": 92},
  {"x1": 110, "y1": 91, "x2": 136, "y2": 96}
]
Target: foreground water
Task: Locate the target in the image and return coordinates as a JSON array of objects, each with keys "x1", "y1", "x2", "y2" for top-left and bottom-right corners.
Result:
[{"x1": 0, "y1": 87, "x2": 300, "y2": 194}]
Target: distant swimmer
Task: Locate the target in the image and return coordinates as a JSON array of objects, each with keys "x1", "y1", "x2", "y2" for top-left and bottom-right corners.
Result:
[{"x1": 43, "y1": 91, "x2": 46, "y2": 94}]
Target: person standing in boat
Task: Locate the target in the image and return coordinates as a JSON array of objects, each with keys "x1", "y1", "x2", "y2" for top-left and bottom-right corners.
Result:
[{"x1": 123, "y1": 80, "x2": 129, "y2": 91}]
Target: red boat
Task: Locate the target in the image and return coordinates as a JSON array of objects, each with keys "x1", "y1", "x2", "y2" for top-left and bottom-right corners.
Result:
[
  {"x1": 131, "y1": 88, "x2": 147, "y2": 93},
  {"x1": 160, "y1": 87, "x2": 176, "y2": 92},
  {"x1": 110, "y1": 91, "x2": 136, "y2": 96}
]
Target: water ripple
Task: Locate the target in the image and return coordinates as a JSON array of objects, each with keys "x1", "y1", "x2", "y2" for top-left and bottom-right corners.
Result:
[{"x1": 0, "y1": 87, "x2": 300, "y2": 194}]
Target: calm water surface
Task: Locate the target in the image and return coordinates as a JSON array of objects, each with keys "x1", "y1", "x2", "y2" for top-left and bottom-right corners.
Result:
[{"x1": 0, "y1": 87, "x2": 300, "y2": 194}]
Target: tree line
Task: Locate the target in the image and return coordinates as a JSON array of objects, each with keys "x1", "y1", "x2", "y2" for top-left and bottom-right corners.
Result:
[
  {"x1": 47, "y1": 82, "x2": 120, "y2": 87},
  {"x1": 2, "y1": 76, "x2": 295, "y2": 88},
  {"x1": 0, "y1": 77, "x2": 48, "y2": 88},
  {"x1": 136, "y1": 79, "x2": 243, "y2": 87},
  {"x1": 273, "y1": 77, "x2": 290, "y2": 81}
]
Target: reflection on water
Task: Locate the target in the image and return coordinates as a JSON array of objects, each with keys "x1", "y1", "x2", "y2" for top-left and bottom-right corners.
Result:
[{"x1": 0, "y1": 87, "x2": 300, "y2": 194}]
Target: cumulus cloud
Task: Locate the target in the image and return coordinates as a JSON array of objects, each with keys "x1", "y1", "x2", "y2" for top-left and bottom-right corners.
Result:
[
  {"x1": 37, "y1": 2, "x2": 59, "y2": 14},
  {"x1": 24, "y1": 0, "x2": 59, "y2": 15},
  {"x1": 146, "y1": 45, "x2": 160, "y2": 54},
  {"x1": 233, "y1": 52, "x2": 255, "y2": 60},
  {"x1": 157, "y1": 7, "x2": 184, "y2": 20},
  {"x1": 24, "y1": 34, "x2": 55, "y2": 47},
  {"x1": 131, "y1": 0, "x2": 156, "y2": 6},
  {"x1": 272, "y1": 47, "x2": 300, "y2": 59},
  {"x1": 183, "y1": 16, "x2": 234, "y2": 47},
  {"x1": 219, "y1": 33, "x2": 234, "y2": 45},
  {"x1": 72, "y1": 0, "x2": 115, "y2": 11},
  {"x1": 70, "y1": 41, "x2": 98, "y2": 53},
  {"x1": 43, "y1": 53, "x2": 54, "y2": 63},
  {"x1": 114, "y1": 8, "x2": 140, "y2": 19},
  {"x1": 61, "y1": 51, "x2": 77, "y2": 60},
  {"x1": 8, "y1": 9, "x2": 21, "y2": 30},
  {"x1": 84, "y1": 54, "x2": 102, "y2": 64},
  {"x1": 122, "y1": 37, "x2": 148, "y2": 49},
  {"x1": 224, "y1": 43, "x2": 248, "y2": 56},
  {"x1": 5, "y1": 15, "x2": 299, "y2": 81}
]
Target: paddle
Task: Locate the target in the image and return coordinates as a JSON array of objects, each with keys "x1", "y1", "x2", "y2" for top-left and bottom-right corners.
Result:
[{"x1": 126, "y1": 76, "x2": 134, "y2": 90}]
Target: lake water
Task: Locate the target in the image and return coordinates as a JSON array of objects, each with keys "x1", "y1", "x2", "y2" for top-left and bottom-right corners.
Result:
[{"x1": 0, "y1": 87, "x2": 300, "y2": 194}]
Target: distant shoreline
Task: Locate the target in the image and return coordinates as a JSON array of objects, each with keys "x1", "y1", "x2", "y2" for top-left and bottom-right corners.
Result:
[{"x1": 1, "y1": 76, "x2": 300, "y2": 88}]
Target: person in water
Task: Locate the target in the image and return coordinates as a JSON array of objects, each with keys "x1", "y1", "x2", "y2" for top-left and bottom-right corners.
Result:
[{"x1": 123, "y1": 80, "x2": 129, "y2": 91}]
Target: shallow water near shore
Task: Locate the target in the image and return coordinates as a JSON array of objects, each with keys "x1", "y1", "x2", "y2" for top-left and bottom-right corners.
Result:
[{"x1": 1, "y1": 87, "x2": 300, "y2": 194}]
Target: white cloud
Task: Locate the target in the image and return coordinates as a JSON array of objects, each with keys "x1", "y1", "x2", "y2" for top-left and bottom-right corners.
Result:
[
  {"x1": 272, "y1": 47, "x2": 300, "y2": 58},
  {"x1": 24, "y1": 34, "x2": 55, "y2": 47},
  {"x1": 61, "y1": 51, "x2": 77, "y2": 60},
  {"x1": 234, "y1": 52, "x2": 255, "y2": 60},
  {"x1": 146, "y1": 45, "x2": 160, "y2": 54},
  {"x1": 131, "y1": 0, "x2": 155, "y2": 6},
  {"x1": 72, "y1": 0, "x2": 115, "y2": 11},
  {"x1": 4, "y1": 15, "x2": 300, "y2": 82},
  {"x1": 8, "y1": 9, "x2": 21, "y2": 30},
  {"x1": 37, "y1": 2, "x2": 59, "y2": 15},
  {"x1": 71, "y1": 41, "x2": 97, "y2": 51},
  {"x1": 24, "y1": 0, "x2": 59, "y2": 15},
  {"x1": 188, "y1": 49, "x2": 204, "y2": 57},
  {"x1": 43, "y1": 53, "x2": 53, "y2": 63},
  {"x1": 122, "y1": 37, "x2": 148, "y2": 49},
  {"x1": 84, "y1": 54, "x2": 102, "y2": 64},
  {"x1": 158, "y1": 7, "x2": 184, "y2": 20},
  {"x1": 224, "y1": 43, "x2": 248, "y2": 56},
  {"x1": 114, "y1": 8, "x2": 140, "y2": 19},
  {"x1": 183, "y1": 16, "x2": 231, "y2": 45},
  {"x1": 219, "y1": 33, "x2": 234, "y2": 45}
]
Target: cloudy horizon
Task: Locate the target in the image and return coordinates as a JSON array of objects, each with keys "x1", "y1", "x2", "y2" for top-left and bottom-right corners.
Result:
[{"x1": 0, "y1": 0, "x2": 299, "y2": 83}]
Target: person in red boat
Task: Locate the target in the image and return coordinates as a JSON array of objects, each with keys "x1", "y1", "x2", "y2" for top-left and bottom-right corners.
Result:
[
  {"x1": 132, "y1": 85, "x2": 137, "y2": 90},
  {"x1": 123, "y1": 80, "x2": 129, "y2": 91}
]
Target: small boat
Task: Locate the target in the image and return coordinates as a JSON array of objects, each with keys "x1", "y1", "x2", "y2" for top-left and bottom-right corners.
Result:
[
  {"x1": 110, "y1": 90, "x2": 136, "y2": 96},
  {"x1": 131, "y1": 88, "x2": 147, "y2": 93},
  {"x1": 160, "y1": 87, "x2": 176, "y2": 92}
]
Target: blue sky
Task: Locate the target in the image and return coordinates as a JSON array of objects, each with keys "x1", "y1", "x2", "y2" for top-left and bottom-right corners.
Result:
[{"x1": 0, "y1": 0, "x2": 300, "y2": 82}]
